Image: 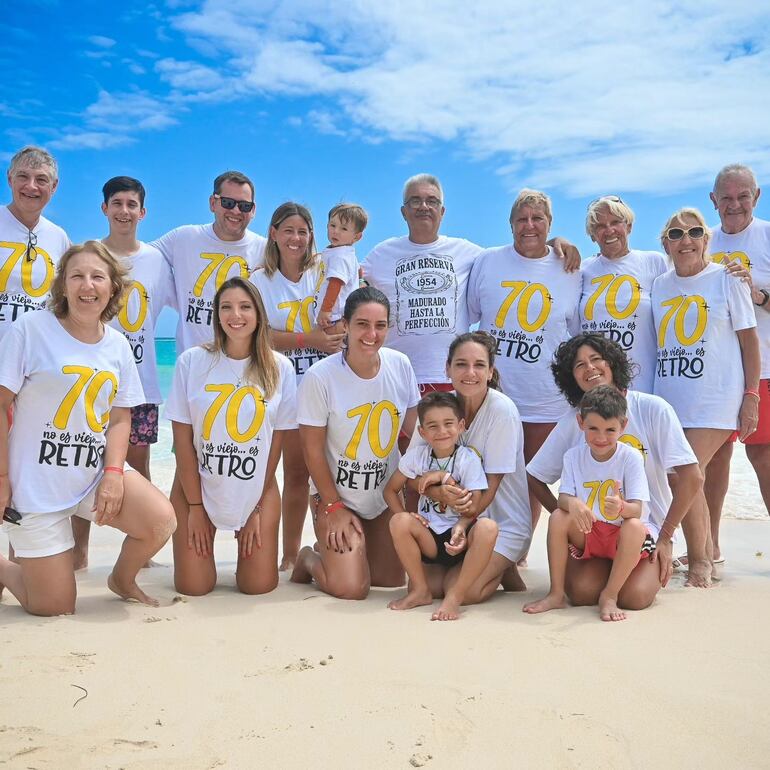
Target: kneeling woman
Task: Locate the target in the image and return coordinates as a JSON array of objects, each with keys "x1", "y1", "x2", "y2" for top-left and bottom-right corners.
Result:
[
  {"x1": 167, "y1": 277, "x2": 297, "y2": 595},
  {"x1": 0, "y1": 242, "x2": 175, "y2": 615},
  {"x1": 291, "y1": 287, "x2": 420, "y2": 599}
]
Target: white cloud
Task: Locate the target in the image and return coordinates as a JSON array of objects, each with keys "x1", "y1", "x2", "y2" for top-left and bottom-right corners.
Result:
[
  {"x1": 155, "y1": 58, "x2": 224, "y2": 91},
  {"x1": 88, "y1": 35, "x2": 116, "y2": 48},
  {"x1": 49, "y1": 131, "x2": 134, "y2": 151},
  {"x1": 162, "y1": 0, "x2": 770, "y2": 195}
]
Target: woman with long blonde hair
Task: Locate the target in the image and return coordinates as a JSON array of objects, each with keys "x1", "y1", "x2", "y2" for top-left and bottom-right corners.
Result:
[{"x1": 167, "y1": 276, "x2": 297, "y2": 595}]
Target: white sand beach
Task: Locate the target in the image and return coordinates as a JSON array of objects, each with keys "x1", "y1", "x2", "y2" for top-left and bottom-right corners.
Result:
[{"x1": 1, "y1": 436, "x2": 769, "y2": 769}]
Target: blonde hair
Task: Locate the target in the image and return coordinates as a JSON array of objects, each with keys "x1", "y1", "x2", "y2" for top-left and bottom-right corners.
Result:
[
  {"x1": 48, "y1": 241, "x2": 129, "y2": 322},
  {"x1": 586, "y1": 196, "x2": 635, "y2": 240},
  {"x1": 510, "y1": 188, "x2": 553, "y2": 224},
  {"x1": 204, "y1": 277, "x2": 279, "y2": 399},
  {"x1": 263, "y1": 202, "x2": 317, "y2": 278},
  {"x1": 659, "y1": 207, "x2": 711, "y2": 252}
]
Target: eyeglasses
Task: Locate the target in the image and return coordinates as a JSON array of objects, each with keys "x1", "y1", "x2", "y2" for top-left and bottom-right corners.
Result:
[
  {"x1": 214, "y1": 194, "x2": 255, "y2": 213},
  {"x1": 405, "y1": 196, "x2": 443, "y2": 210},
  {"x1": 25, "y1": 229, "x2": 38, "y2": 263},
  {"x1": 666, "y1": 226, "x2": 705, "y2": 241}
]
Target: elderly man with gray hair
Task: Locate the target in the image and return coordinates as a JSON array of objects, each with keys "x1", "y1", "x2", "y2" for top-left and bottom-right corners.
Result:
[
  {"x1": 699, "y1": 164, "x2": 770, "y2": 566},
  {"x1": 1, "y1": 146, "x2": 69, "y2": 338}
]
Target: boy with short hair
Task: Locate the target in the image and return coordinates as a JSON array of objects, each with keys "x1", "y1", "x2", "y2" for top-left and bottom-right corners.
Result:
[
  {"x1": 384, "y1": 391, "x2": 498, "y2": 621},
  {"x1": 523, "y1": 385, "x2": 653, "y2": 622},
  {"x1": 316, "y1": 203, "x2": 368, "y2": 331}
]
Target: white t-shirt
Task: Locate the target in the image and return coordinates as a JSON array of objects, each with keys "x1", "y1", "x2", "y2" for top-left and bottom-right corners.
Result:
[
  {"x1": 398, "y1": 444, "x2": 489, "y2": 534},
  {"x1": 0, "y1": 206, "x2": 70, "y2": 339},
  {"x1": 362, "y1": 236, "x2": 482, "y2": 383},
  {"x1": 0, "y1": 311, "x2": 144, "y2": 512},
  {"x1": 409, "y1": 388, "x2": 532, "y2": 559},
  {"x1": 317, "y1": 245, "x2": 359, "y2": 322},
  {"x1": 250, "y1": 263, "x2": 326, "y2": 382},
  {"x1": 152, "y1": 224, "x2": 266, "y2": 353},
  {"x1": 579, "y1": 250, "x2": 668, "y2": 393},
  {"x1": 108, "y1": 242, "x2": 173, "y2": 404},
  {"x1": 297, "y1": 348, "x2": 420, "y2": 520},
  {"x1": 710, "y1": 217, "x2": 770, "y2": 379},
  {"x1": 652, "y1": 262, "x2": 756, "y2": 429},
  {"x1": 560, "y1": 442, "x2": 650, "y2": 526},
  {"x1": 527, "y1": 390, "x2": 698, "y2": 537},
  {"x1": 467, "y1": 245, "x2": 582, "y2": 422},
  {"x1": 164, "y1": 347, "x2": 297, "y2": 531}
]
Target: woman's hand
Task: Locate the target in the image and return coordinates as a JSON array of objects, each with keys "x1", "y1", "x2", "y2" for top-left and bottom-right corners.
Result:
[
  {"x1": 307, "y1": 326, "x2": 345, "y2": 354},
  {"x1": 325, "y1": 506, "x2": 363, "y2": 553},
  {"x1": 93, "y1": 471, "x2": 125, "y2": 526},
  {"x1": 188, "y1": 504, "x2": 215, "y2": 557},
  {"x1": 738, "y1": 393, "x2": 759, "y2": 440},
  {"x1": 236, "y1": 505, "x2": 262, "y2": 558},
  {"x1": 653, "y1": 537, "x2": 674, "y2": 588}
]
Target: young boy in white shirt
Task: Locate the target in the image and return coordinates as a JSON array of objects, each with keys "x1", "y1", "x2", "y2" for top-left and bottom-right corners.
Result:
[
  {"x1": 384, "y1": 391, "x2": 498, "y2": 621},
  {"x1": 523, "y1": 385, "x2": 652, "y2": 622},
  {"x1": 316, "y1": 204, "x2": 367, "y2": 332}
]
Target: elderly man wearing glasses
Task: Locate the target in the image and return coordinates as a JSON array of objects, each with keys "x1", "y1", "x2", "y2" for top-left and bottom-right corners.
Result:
[
  {"x1": 1, "y1": 146, "x2": 70, "y2": 339},
  {"x1": 152, "y1": 171, "x2": 266, "y2": 353}
]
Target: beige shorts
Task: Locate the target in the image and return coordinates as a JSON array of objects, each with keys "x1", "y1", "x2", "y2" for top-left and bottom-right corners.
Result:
[{"x1": 4, "y1": 488, "x2": 98, "y2": 559}]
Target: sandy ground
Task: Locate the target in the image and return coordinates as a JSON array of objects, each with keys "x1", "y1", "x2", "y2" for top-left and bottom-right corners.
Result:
[{"x1": 1, "y1": 434, "x2": 768, "y2": 769}]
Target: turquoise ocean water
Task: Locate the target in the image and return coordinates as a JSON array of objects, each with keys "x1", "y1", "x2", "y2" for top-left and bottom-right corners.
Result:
[{"x1": 156, "y1": 338, "x2": 176, "y2": 401}]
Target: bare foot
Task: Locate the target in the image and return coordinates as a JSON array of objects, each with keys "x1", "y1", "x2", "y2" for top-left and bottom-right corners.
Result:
[
  {"x1": 388, "y1": 587, "x2": 433, "y2": 611},
  {"x1": 598, "y1": 591, "x2": 626, "y2": 621},
  {"x1": 500, "y1": 565, "x2": 527, "y2": 592},
  {"x1": 107, "y1": 573, "x2": 159, "y2": 607},
  {"x1": 289, "y1": 547, "x2": 314, "y2": 584},
  {"x1": 431, "y1": 593, "x2": 461, "y2": 621},
  {"x1": 522, "y1": 592, "x2": 567, "y2": 614},
  {"x1": 685, "y1": 559, "x2": 713, "y2": 588},
  {"x1": 279, "y1": 556, "x2": 296, "y2": 573}
]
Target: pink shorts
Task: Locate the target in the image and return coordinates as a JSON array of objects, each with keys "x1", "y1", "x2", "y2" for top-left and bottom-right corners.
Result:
[{"x1": 569, "y1": 520, "x2": 655, "y2": 562}]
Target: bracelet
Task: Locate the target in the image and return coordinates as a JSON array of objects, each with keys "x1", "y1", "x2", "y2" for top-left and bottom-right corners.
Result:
[
  {"x1": 104, "y1": 466, "x2": 124, "y2": 475},
  {"x1": 744, "y1": 389, "x2": 761, "y2": 399},
  {"x1": 296, "y1": 332, "x2": 305, "y2": 348},
  {"x1": 755, "y1": 288, "x2": 769, "y2": 307},
  {"x1": 187, "y1": 501, "x2": 203, "y2": 507},
  {"x1": 659, "y1": 521, "x2": 677, "y2": 540},
  {"x1": 324, "y1": 499, "x2": 345, "y2": 514}
]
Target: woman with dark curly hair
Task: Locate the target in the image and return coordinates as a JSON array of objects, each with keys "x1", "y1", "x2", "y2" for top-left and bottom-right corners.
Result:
[{"x1": 526, "y1": 333, "x2": 702, "y2": 608}]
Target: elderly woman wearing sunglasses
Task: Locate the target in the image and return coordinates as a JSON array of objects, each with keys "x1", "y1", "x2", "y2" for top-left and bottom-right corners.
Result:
[
  {"x1": 652, "y1": 208, "x2": 760, "y2": 587},
  {"x1": 580, "y1": 196, "x2": 668, "y2": 393}
]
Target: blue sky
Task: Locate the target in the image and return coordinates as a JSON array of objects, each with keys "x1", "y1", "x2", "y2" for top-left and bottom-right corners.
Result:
[{"x1": 3, "y1": 1, "x2": 769, "y2": 338}]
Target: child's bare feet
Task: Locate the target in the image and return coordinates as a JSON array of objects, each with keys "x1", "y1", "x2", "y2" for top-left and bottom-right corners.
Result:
[
  {"x1": 431, "y1": 593, "x2": 461, "y2": 621},
  {"x1": 522, "y1": 592, "x2": 567, "y2": 614},
  {"x1": 388, "y1": 587, "x2": 433, "y2": 611},
  {"x1": 107, "y1": 573, "x2": 159, "y2": 607},
  {"x1": 598, "y1": 590, "x2": 626, "y2": 622},
  {"x1": 685, "y1": 559, "x2": 712, "y2": 588},
  {"x1": 289, "y1": 547, "x2": 314, "y2": 584}
]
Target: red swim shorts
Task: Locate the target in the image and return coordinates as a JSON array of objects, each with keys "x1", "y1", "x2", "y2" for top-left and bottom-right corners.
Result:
[{"x1": 569, "y1": 520, "x2": 655, "y2": 563}]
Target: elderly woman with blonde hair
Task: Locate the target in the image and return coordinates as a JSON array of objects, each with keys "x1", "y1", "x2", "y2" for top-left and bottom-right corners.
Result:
[
  {"x1": 652, "y1": 208, "x2": 760, "y2": 587},
  {"x1": 580, "y1": 195, "x2": 668, "y2": 393}
]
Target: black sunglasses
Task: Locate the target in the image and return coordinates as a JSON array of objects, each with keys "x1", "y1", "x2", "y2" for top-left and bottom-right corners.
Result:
[
  {"x1": 214, "y1": 194, "x2": 255, "y2": 213},
  {"x1": 666, "y1": 226, "x2": 705, "y2": 241}
]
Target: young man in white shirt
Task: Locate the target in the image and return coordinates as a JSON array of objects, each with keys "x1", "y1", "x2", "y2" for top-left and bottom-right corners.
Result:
[
  {"x1": 152, "y1": 171, "x2": 267, "y2": 353},
  {"x1": 701, "y1": 164, "x2": 770, "y2": 562}
]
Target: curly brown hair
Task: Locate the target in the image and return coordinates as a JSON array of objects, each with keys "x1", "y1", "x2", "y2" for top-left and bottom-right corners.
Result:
[
  {"x1": 551, "y1": 333, "x2": 635, "y2": 407},
  {"x1": 48, "y1": 241, "x2": 129, "y2": 322}
]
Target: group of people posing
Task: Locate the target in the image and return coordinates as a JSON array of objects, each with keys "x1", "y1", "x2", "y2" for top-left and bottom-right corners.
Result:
[{"x1": 0, "y1": 146, "x2": 767, "y2": 623}]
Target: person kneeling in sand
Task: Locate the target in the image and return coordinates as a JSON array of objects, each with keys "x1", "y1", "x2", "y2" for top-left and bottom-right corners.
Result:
[
  {"x1": 523, "y1": 386, "x2": 653, "y2": 622},
  {"x1": 384, "y1": 392, "x2": 498, "y2": 621}
]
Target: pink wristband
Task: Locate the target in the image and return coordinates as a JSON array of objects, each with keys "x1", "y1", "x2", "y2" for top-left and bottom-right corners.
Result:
[
  {"x1": 296, "y1": 332, "x2": 305, "y2": 348},
  {"x1": 744, "y1": 389, "x2": 760, "y2": 399},
  {"x1": 104, "y1": 466, "x2": 124, "y2": 475}
]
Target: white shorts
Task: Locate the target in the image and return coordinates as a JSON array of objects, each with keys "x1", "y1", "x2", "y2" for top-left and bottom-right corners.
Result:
[
  {"x1": 4, "y1": 488, "x2": 98, "y2": 559},
  {"x1": 493, "y1": 527, "x2": 531, "y2": 564}
]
